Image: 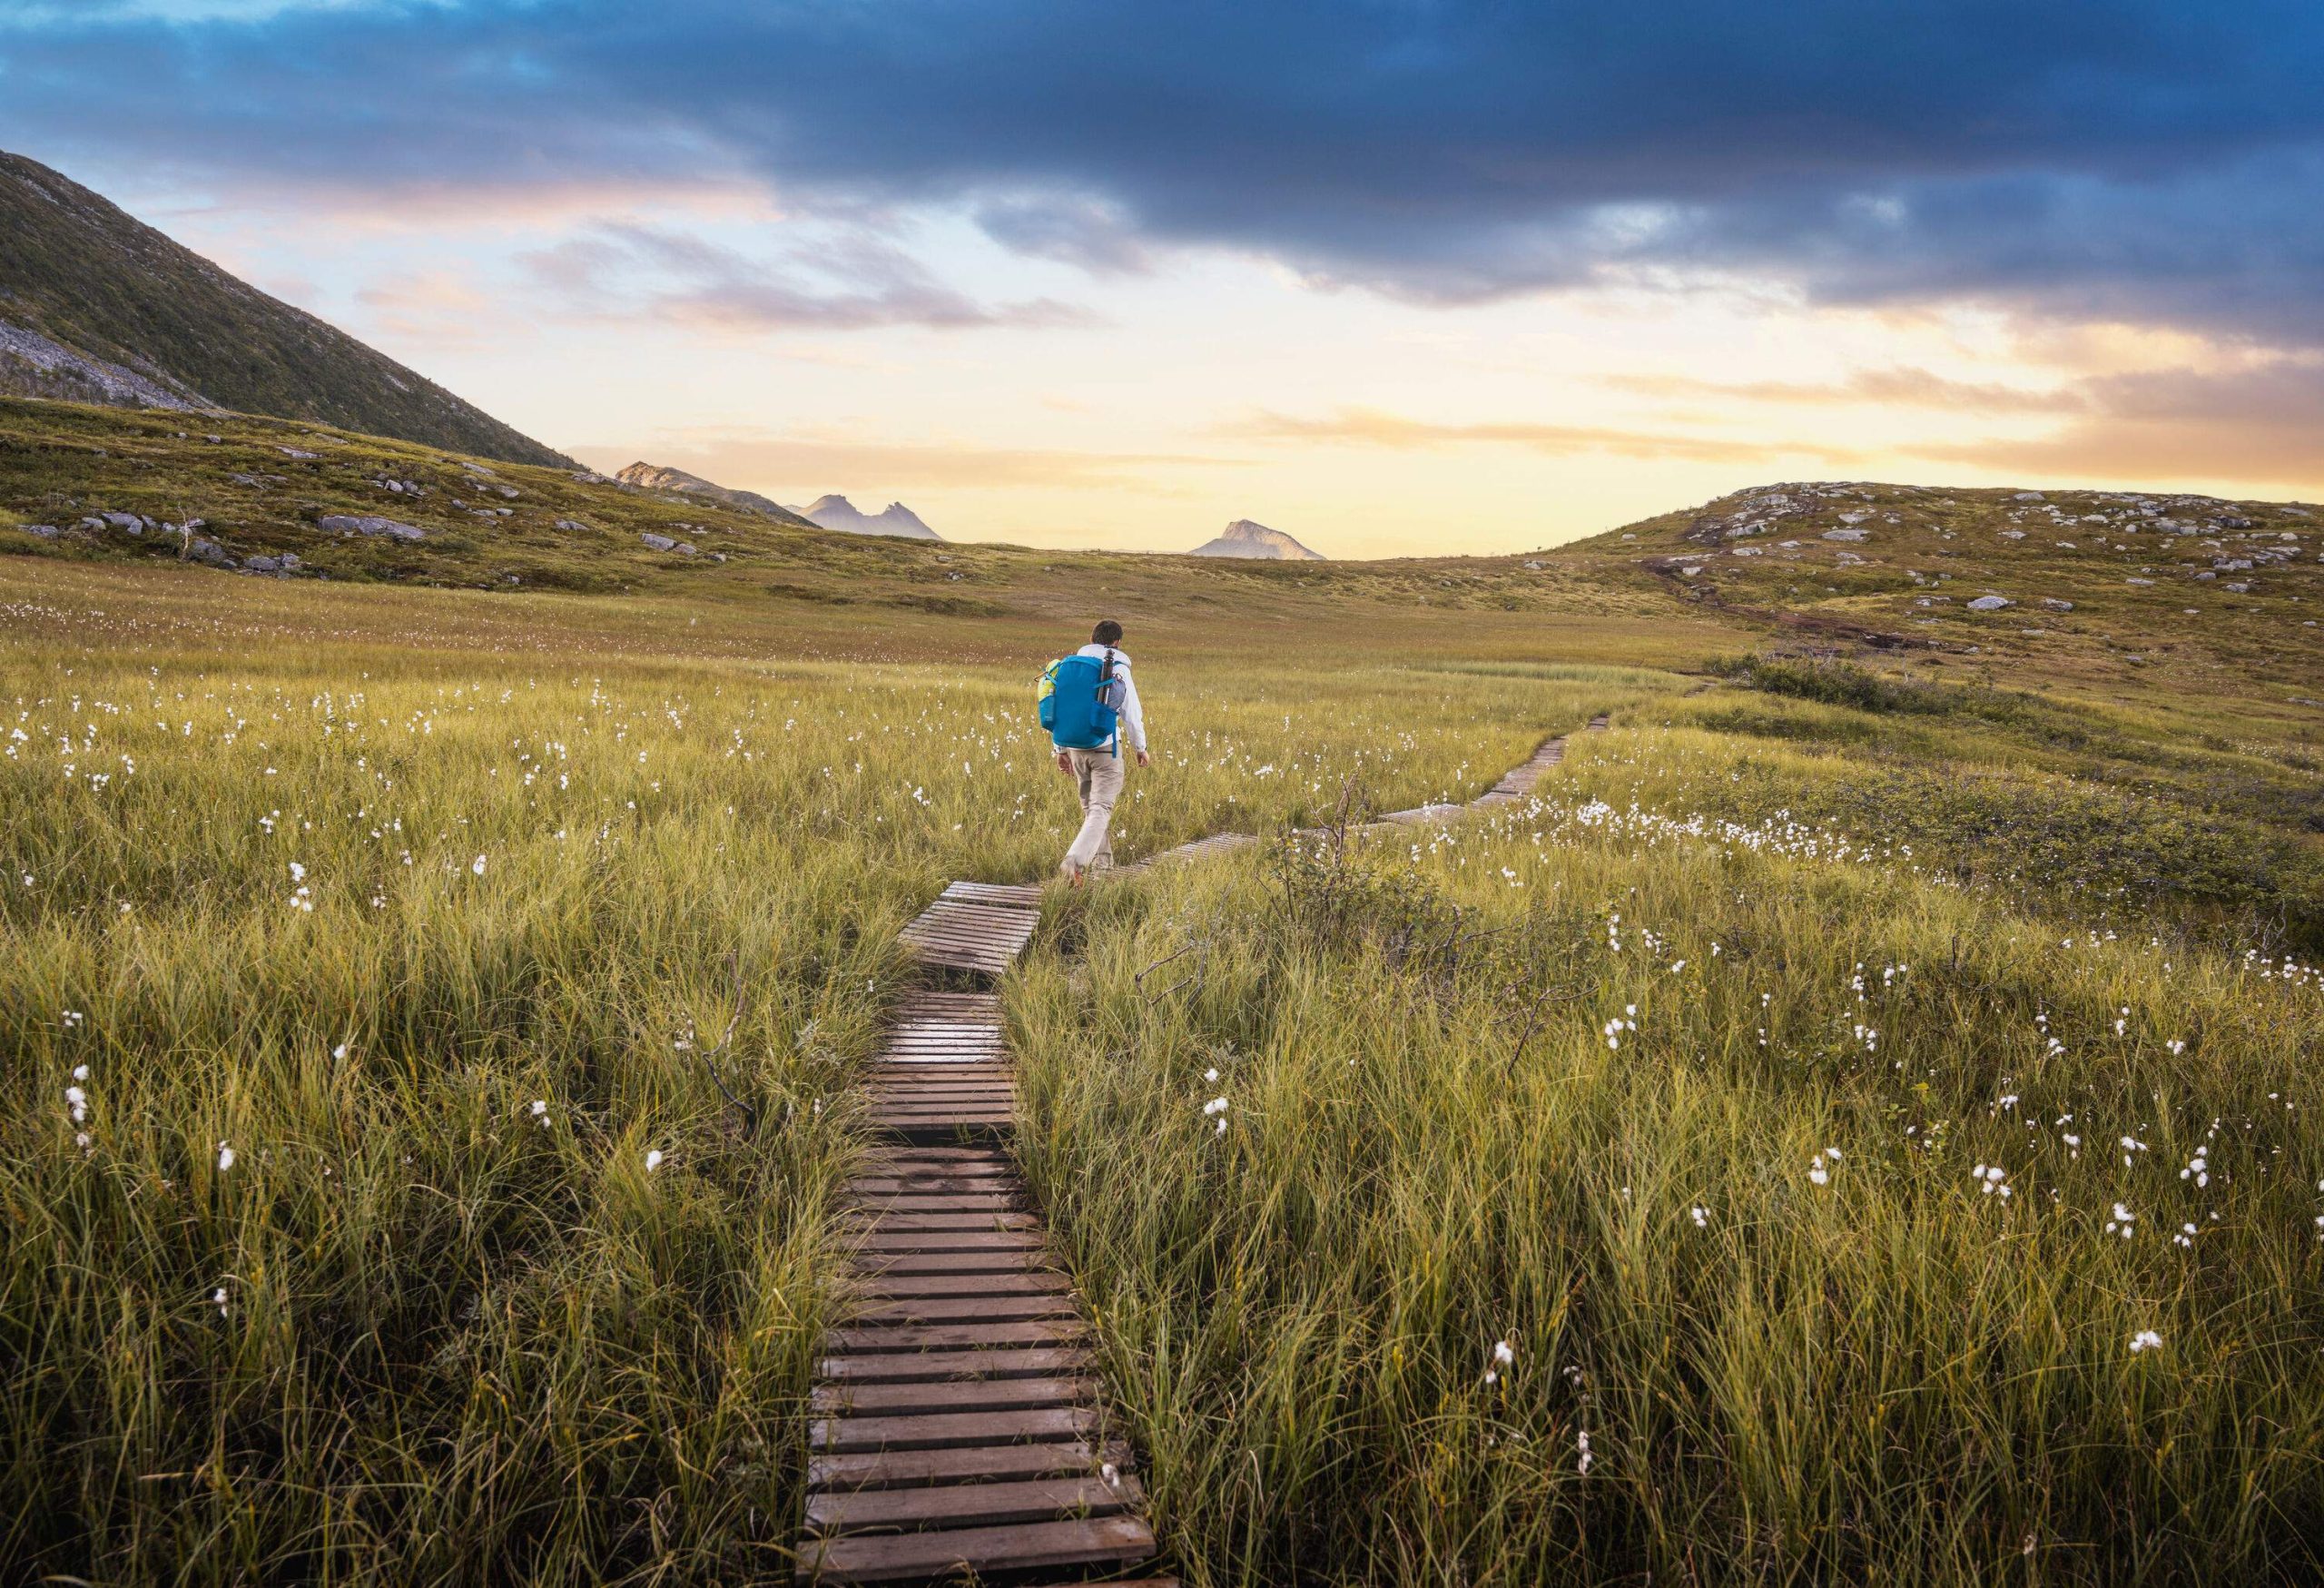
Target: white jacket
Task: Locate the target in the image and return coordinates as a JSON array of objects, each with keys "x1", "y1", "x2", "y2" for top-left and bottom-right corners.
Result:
[{"x1": 1074, "y1": 643, "x2": 1147, "y2": 753}]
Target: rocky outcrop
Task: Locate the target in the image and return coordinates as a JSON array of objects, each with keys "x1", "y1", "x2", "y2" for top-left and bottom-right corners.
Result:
[
  {"x1": 613, "y1": 462, "x2": 820, "y2": 529},
  {"x1": 319, "y1": 514, "x2": 426, "y2": 542},
  {"x1": 1187, "y1": 518, "x2": 1325, "y2": 560}
]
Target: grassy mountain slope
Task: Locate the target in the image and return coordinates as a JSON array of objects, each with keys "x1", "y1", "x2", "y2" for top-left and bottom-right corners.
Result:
[
  {"x1": 612, "y1": 461, "x2": 820, "y2": 529},
  {"x1": 0, "y1": 396, "x2": 1688, "y2": 641},
  {"x1": 0, "y1": 151, "x2": 568, "y2": 467}
]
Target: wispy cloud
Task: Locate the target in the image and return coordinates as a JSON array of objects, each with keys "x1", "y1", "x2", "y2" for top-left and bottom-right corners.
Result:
[
  {"x1": 1604, "y1": 367, "x2": 2086, "y2": 416},
  {"x1": 571, "y1": 428, "x2": 1248, "y2": 496},
  {"x1": 6, "y1": 0, "x2": 2322, "y2": 346},
  {"x1": 522, "y1": 222, "x2": 1095, "y2": 333},
  {"x1": 1915, "y1": 359, "x2": 2324, "y2": 492},
  {"x1": 1222, "y1": 406, "x2": 1865, "y2": 466}
]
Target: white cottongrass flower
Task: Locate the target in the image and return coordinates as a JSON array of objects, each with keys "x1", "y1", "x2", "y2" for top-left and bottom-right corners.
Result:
[
  {"x1": 470, "y1": 853, "x2": 488, "y2": 876},
  {"x1": 1484, "y1": 1338, "x2": 1515, "y2": 1385},
  {"x1": 529, "y1": 1099, "x2": 549, "y2": 1125},
  {"x1": 212, "y1": 1287, "x2": 230, "y2": 1317},
  {"x1": 1575, "y1": 1426, "x2": 1594, "y2": 1475},
  {"x1": 1972, "y1": 1163, "x2": 2011, "y2": 1198},
  {"x1": 2104, "y1": 1202, "x2": 2136, "y2": 1238},
  {"x1": 1807, "y1": 1147, "x2": 1839, "y2": 1187},
  {"x1": 1689, "y1": 1206, "x2": 1709, "y2": 1228},
  {"x1": 645, "y1": 1149, "x2": 665, "y2": 1173},
  {"x1": 73, "y1": 1063, "x2": 89, "y2": 1080},
  {"x1": 1201, "y1": 1096, "x2": 1228, "y2": 1116},
  {"x1": 216, "y1": 1142, "x2": 237, "y2": 1172},
  {"x1": 2128, "y1": 1328, "x2": 2163, "y2": 1354},
  {"x1": 1203, "y1": 1067, "x2": 1219, "y2": 1082},
  {"x1": 332, "y1": 1043, "x2": 350, "y2": 1060},
  {"x1": 288, "y1": 862, "x2": 306, "y2": 883}
]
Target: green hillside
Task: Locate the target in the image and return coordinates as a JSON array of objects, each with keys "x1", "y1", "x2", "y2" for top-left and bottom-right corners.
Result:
[{"x1": 0, "y1": 151, "x2": 568, "y2": 467}]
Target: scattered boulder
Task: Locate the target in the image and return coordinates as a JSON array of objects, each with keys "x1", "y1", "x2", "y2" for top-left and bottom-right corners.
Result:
[
  {"x1": 2040, "y1": 597, "x2": 2074, "y2": 611},
  {"x1": 1967, "y1": 595, "x2": 2014, "y2": 612},
  {"x1": 243, "y1": 555, "x2": 281, "y2": 573},
  {"x1": 639, "y1": 532, "x2": 676, "y2": 552},
  {"x1": 554, "y1": 518, "x2": 589, "y2": 532},
  {"x1": 278, "y1": 447, "x2": 317, "y2": 460},
  {"x1": 319, "y1": 514, "x2": 427, "y2": 542},
  {"x1": 1999, "y1": 528, "x2": 2026, "y2": 539},
  {"x1": 2014, "y1": 490, "x2": 2045, "y2": 502},
  {"x1": 185, "y1": 537, "x2": 232, "y2": 566},
  {"x1": 1822, "y1": 528, "x2": 1869, "y2": 542},
  {"x1": 17, "y1": 523, "x2": 58, "y2": 538}
]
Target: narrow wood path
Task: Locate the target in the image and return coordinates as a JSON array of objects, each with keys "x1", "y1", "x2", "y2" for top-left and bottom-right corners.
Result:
[{"x1": 796, "y1": 716, "x2": 1608, "y2": 1584}]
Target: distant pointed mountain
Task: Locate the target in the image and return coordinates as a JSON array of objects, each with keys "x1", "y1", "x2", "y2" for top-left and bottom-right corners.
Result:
[
  {"x1": 0, "y1": 148, "x2": 569, "y2": 467},
  {"x1": 615, "y1": 462, "x2": 818, "y2": 528},
  {"x1": 1188, "y1": 518, "x2": 1324, "y2": 560},
  {"x1": 793, "y1": 495, "x2": 942, "y2": 541}
]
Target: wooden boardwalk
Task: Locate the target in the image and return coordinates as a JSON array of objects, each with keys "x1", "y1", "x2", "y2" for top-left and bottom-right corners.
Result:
[
  {"x1": 798, "y1": 715, "x2": 1610, "y2": 1583},
  {"x1": 803, "y1": 885, "x2": 1169, "y2": 1586}
]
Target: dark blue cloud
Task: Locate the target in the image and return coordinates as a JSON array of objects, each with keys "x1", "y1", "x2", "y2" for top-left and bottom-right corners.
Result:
[{"x1": 4, "y1": 0, "x2": 2321, "y2": 340}]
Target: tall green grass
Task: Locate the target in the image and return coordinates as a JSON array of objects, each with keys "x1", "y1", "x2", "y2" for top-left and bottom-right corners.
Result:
[
  {"x1": 0, "y1": 627, "x2": 1600, "y2": 1583},
  {"x1": 1011, "y1": 712, "x2": 2324, "y2": 1586}
]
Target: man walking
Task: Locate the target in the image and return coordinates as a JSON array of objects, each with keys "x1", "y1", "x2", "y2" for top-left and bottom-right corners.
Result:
[{"x1": 1047, "y1": 619, "x2": 1148, "y2": 883}]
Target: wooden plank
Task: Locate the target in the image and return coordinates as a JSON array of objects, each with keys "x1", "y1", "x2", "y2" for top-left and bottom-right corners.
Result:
[
  {"x1": 806, "y1": 1436, "x2": 1119, "y2": 1492},
  {"x1": 845, "y1": 1218, "x2": 1046, "y2": 1246},
  {"x1": 940, "y1": 881, "x2": 1045, "y2": 907},
  {"x1": 827, "y1": 1319, "x2": 1088, "y2": 1354},
  {"x1": 806, "y1": 1472, "x2": 1141, "y2": 1535},
  {"x1": 870, "y1": 1081, "x2": 1017, "y2": 1095},
  {"x1": 816, "y1": 1346, "x2": 1093, "y2": 1384},
  {"x1": 860, "y1": 1250, "x2": 1054, "y2": 1277},
  {"x1": 845, "y1": 1192, "x2": 1022, "y2": 1213},
  {"x1": 845, "y1": 1294, "x2": 1079, "y2": 1326},
  {"x1": 794, "y1": 1514, "x2": 1155, "y2": 1583},
  {"x1": 868, "y1": 1123, "x2": 1013, "y2": 1148},
  {"x1": 856, "y1": 1271, "x2": 1069, "y2": 1299},
  {"x1": 812, "y1": 1375, "x2": 1093, "y2": 1418},
  {"x1": 851, "y1": 1232, "x2": 1044, "y2": 1253},
  {"x1": 810, "y1": 1404, "x2": 1099, "y2": 1454}
]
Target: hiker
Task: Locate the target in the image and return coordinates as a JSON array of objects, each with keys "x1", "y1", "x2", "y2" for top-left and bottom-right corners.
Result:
[{"x1": 1039, "y1": 619, "x2": 1149, "y2": 883}]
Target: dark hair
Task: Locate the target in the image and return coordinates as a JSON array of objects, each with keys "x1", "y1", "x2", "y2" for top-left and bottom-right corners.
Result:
[{"x1": 1092, "y1": 619, "x2": 1124, "y2": 646}]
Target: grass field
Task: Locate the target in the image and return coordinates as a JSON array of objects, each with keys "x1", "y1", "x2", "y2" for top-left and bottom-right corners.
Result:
[
  {"x1": 0, "y1": 557, "x2": 1620, "y2": 1584},
  {"x1": 7, "y1": 399, "x2": 2324, "y2": 1584},
  {"x1": 1013, "y1": 700, "x2": 2324, "y2": 1585}
]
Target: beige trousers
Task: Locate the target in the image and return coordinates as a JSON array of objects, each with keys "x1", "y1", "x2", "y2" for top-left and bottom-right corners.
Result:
[{"x1": 1060, "y1": 746, "x2": 1127, "y2": 874}]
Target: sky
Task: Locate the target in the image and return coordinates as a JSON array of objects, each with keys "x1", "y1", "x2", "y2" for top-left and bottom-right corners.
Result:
[{"x1": 3, "y1": 1, "x2": 2320, "y2": 558}]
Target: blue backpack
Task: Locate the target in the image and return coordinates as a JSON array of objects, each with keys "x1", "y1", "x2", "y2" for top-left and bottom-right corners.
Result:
[{"x1": 1039, "y1": 649, "x2": 1125, "y2": 751}]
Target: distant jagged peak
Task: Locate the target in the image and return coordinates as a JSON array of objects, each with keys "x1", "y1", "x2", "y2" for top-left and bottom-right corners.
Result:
[
  {"x1": 796, "y1": 494, "x2": 942, "y2": 541},
  {"x1": 1189, "y1": 518, "x2": 1325, "y2": 560}
]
